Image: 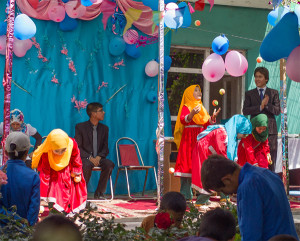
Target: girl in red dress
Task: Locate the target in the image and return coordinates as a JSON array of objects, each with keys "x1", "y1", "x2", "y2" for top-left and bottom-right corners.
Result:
[
  {"x1": 32, "y1": 129, "x2": 87, "y2": 214},
  {"x1": 173, "y1": 85, "x2": 220, "y2": 201},
  {"x1": 237, "y1": 114, "x2": 271, "y2": 168}
]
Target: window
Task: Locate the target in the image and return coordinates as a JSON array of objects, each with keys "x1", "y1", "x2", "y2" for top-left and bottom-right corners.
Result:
[{"x1": 167, "y1": 45, "x2": 246, "y2": 134}]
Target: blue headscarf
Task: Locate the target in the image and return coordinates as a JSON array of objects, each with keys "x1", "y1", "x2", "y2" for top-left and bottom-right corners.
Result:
[{"x1": 224, "y1": 115, "x2": 252, "y2": 161}]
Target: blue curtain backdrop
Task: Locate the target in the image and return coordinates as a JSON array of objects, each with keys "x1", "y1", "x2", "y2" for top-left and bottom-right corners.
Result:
[{"x1": 0, "y1": 1, "x2": 172, "y2": 194}]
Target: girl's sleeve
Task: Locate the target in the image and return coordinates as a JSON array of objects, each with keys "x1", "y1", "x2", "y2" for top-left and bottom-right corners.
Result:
[{"x1": 180, "y1": 106, "x2": 191, "y2": 125}]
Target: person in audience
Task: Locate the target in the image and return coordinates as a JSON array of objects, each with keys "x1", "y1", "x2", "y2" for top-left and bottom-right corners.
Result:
[
  {"x1": 201, "y1": 155, "x2": 298, "y2": 241},
  {"x1": 174, "y1": 85, "x2": 220, "y2": 201},
  {"x1": 191, "y1": 114, "x2": 252, "y2": 204},
  {"x1": 32, "y1": 129, "x2": 87, "y2": 214},
  {"x1": 268, "y1": 234, "x2": 298, "y2": 241},
  {"x1": 75, "y1": 102, "x2": 114, "y2": 200},
  {"x1": 237, "y1": 114, "x2": 271, "y2": 168},
  {"x1": 0, "y1": 109, "x2": 42, "y2": 158},
  {"x1": 141, "y1": 191, "x2": 187, "y2": 233},
  {"x1": 32, "y1": 214, "x2": 82, "y2": 241},
  {"x1": 178, "y1": 207, "x2": 236, "y2": 241},
  {"x1": 0, "y1": 132, "x2": 40, "y2": 226},
  {"x1": 243, "y1": 67, "x2": 280, "y2": 171}
]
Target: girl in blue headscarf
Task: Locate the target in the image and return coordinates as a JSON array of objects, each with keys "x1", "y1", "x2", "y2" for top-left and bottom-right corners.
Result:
[{"x1": 191, "y1": 115, "x2": 252, "y2": 201}]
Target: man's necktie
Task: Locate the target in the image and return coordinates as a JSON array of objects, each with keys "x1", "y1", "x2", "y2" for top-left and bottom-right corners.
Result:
[
  {"x1": 259, "y1": 89, "x2": 264, "y2": 101},
  {"x1": 93, "y1": 126, "x2": 97, "y2": 158}
]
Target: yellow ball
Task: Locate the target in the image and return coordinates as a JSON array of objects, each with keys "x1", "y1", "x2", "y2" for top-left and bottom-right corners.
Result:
[
  {"x1": 194, "y1": 20, "x2": 201, "y2": 26},
  {"x1": 219, "y1": 89, "x2": 225, "y2": 95},
  {"x1": 169, "y1": 167, "x2": 175, "y2": 174}
]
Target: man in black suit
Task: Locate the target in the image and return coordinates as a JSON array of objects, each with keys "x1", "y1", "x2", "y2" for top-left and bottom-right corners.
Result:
[
  {"x1": 75, "y1": 102, "x2": 115, "y2": 200},
  {"x1": 243, "y1": 67, "x2": 280, "y2": 171}
]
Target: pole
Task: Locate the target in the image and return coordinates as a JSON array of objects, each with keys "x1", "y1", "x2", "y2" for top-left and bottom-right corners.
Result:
[
  {"x1": 2, "y1": 0, "x2": 15, "y2": 165},
  {"x1": 280, "y1": 59, "x2": 289, "y2": 194},
  {"x1": 156, "y1": 0, "x2": 165, "y2": 206}
]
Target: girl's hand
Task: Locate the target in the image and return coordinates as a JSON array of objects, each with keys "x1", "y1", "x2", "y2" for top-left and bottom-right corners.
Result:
[
  {"x1": 211, "y1": 108, "x2": 221, "y2": 122},
  {"x1": 188, "y1": 105, "x2": 202, "y2": 121}
]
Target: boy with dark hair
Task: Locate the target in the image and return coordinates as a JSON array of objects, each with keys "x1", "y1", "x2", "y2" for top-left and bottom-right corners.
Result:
[
  {"x1": 75, "y1": 102, "x2": 115, "y2": 200},
  {"x1": 141, "y1": 191, "x2": 187, "y2": 233},
  {"x1": 0, "y1": 132, "x2": 40, "y2": 226},
  {"x1": 32, "y1": 214, "x2": 82, "y2": 241},
  {"x1": 243, "y1": 66, "x2": 280, "y2": 171},
  {"x1": 201, "y1": 155, "x2": 298, "y2": 241},
  {"x1": 179, "y1": 207, "x2": 236, "y2": 241}
]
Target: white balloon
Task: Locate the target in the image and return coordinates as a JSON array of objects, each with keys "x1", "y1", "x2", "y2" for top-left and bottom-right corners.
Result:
[{"x1": 145, "y1": 60, "x2": 159, "y2": 77}]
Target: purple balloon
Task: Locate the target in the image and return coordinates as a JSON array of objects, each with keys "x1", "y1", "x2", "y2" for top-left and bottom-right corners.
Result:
[{"x1": 286, "y1": 46, "x2": 300, "y2": 82}]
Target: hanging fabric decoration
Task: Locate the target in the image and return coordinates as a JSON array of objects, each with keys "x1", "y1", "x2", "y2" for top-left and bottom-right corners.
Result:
[
  {"x1": 123, "y1": 8, "x2": 142, "y2": 35},
  {"x1": 195, "y1": 0, "x2": 205, "y2": 11},
  {"x1": 100, "y1": 0, "x2": 116, "y2": 30}
]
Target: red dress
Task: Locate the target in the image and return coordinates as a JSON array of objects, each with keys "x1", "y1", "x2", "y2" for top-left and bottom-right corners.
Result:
[
  {"x1": 237, "y1": 134, "x2": 270, "y2": 169},
  {"x1": 191, "y1": 127, "x2": 228, "y2": 193},
  {"x1": 37, "y1": 138, "x2": 87, "y2": 213},
  {"x1": 174, "y1": 105, "x2": 211, "y2": 177}
]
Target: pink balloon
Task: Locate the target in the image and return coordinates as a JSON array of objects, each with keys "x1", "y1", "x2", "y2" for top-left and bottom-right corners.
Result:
[
  {"x1": 145, "y1": 60, "x2": 159, "y2": 77},
  {"x1": 225, "y1": 51, "x2": 248, "y2": 77},
  {"x1": 202, "y1": 53, "x2": 225, "y2": 82},
  {"x1": 24, "y1": 39, "x2": 33, "y2": 50},
  {"x1": 0, "y1": 35, "x2": 6, "y2": 55},
  {"x1": 287, "y1": 45, "x2": 300, "y2": 82},
  {"x1": 48, "y1": 5, "x2": 66, "y2": 22},
  {"x1": 13, "y1": 38, "x2": 29, "y2": 57},
  {"x1": 123, "y1": 29, "x2": 139, "y2": 44},
  {"x1": 65, "y1": 1, "x2": 86, "y2": 19}
]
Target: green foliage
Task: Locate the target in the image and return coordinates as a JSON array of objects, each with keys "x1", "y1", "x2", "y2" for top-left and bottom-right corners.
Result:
[
  {"x1": 0, "y1": 201, "x2": 241, "y2": 241},
  {"x1": 0, "y1": 206, "x2": 33, "y2": 241}
]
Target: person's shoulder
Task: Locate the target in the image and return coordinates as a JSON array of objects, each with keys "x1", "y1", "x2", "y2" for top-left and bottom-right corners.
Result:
[
  {"x1": 266, "y1": 87, "x2": 279, "y2": 94},
  {"x1": 98, "y1": 123, "x2": 108, "y2": 129},
  {"x1": 76, "y1": 121, "x2": 89, "y2": 128},
  {"x1": 245, "y1": 88, "x2": 257, "y2": 94}
]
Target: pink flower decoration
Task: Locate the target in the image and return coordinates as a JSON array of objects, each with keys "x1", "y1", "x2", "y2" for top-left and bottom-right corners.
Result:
[
  {"x1": 61, "y1": 47, "x2": 68, "y2": 55},
  {"x1": 72, "y1": 96, "x2": 88, "y2": 112},
  {"x1": 51, "y1": 75, "x2": 59, "y2": 84},
  {"x1": 71, "y1": 95, "x2": 76, "y2": 103}
]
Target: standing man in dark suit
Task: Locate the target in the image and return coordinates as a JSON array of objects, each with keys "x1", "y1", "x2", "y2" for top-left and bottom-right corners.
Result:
[
  {"x1": 75, "y1": 102, "x2": 115, "y2": 200},
  {"x1": 243, "y1": 67, "x2": 280, "y2": 171}
]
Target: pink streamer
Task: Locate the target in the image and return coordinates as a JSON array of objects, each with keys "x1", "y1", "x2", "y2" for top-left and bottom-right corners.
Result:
[
  {"x1": 207, "y1": 0, "x2": 214, "y2": 11},
  {"x1": 188, "y1": 2, "x2": 195, "y2": 13}
]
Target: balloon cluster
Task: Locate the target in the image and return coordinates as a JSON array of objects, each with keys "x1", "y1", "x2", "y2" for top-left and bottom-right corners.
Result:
[
  {"x1": 202, "y1": 35, "x2": 248, "y2": 82},
  {"x1": 143, "y1": 0, "x2": 192, "y2": 29},
  {"x1": 46, "y1": 0, "x2": 100, "y2": 31},
  {"x1": 0, "y1": 14, "x2": 36, "y2": 58},
  {"x1": 261, "y1": 12, "x2": 300, "y2": 82}
]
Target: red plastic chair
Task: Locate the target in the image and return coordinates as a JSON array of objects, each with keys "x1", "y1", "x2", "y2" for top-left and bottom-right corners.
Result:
[{"x1": 114, "y1": 137, "x2": 158, "y2": 199}]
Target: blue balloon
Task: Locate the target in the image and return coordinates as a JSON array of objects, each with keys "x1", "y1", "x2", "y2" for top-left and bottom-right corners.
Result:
[
  {"x1": 147, "y1": 90, "x2": 157, "y2": 103},
  {"x1": 267, "y1": 6, "x2": 289, "y2": 26},
  {"x1": 260, "y1": 12, "x2": 300, "y2": 62},
  {"x1": 14, "y1": 14, "x2": 36, "y2": 40},
  {"x1": 61, "y1": 0, "x2": 69, "y2": 2},
  {"x1": 142, "y1": 0, "x2": 158, "y2": 11},
  {"x1": 164, "y1": 56, "x2": 172, "y2": 71},
  {"x1": 164, "y1": 6, "x2": 185, "y2": 29},
  {"x1": 81, "y1": 0, "x2": 93, "y2": 7},
  {"x1": 59, "y1": 15, "x2": 78, "y2": 31},
  {"x1": 0, "y1": 22, "x2": 7, "y2": 36},
  {"x1": 109, "y1": 37, "x2": 126, "y2": 56},
  {"x1": 212, "y1": 34, "x2": 229, "y2": 55},
  {"x1": 125, "y1": 44, "x2": 141, "y2": 59},
  {"x1": 178, "y1": 2, "x2": 191, "y2": 28},
  {"x1": 155, "y1": 56, "x2": 172, "y2": 71}
]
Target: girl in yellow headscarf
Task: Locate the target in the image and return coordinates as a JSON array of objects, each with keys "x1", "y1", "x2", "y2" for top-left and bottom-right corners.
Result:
[
  {"x1": 32, "y1": 129, "x2": 87, "y2": 214},
  {"x1": 174, "y1": 85, "x2": 220, "y2": 201}
]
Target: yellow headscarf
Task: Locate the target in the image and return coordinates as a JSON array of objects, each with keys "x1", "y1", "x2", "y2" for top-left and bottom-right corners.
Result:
[
  {"x1": 174, "y1": 85, "x2": 210, "y2": 150},
  {"x1": 32, "y1": 129, "x2": 74, "y2": 171}
]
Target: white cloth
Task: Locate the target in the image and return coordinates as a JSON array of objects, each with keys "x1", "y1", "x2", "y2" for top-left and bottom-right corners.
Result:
[
  {"x1": 275, "y1": 138, "x2": 300, "y2": 173},
  {"x1": 0, "y1": 123, "x2": 37, "y2": 137}
]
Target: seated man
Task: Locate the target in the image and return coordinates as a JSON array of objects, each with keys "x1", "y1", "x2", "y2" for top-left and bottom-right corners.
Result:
[
  {"x1": 0, "y1": 132, "x2": 40, "y2": 226},
  {"x1": 75, "y1": 102, "x2": 114, "y2": 200}
]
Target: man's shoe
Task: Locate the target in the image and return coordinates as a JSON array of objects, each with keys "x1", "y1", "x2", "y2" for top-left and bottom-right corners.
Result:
[{"x1": 94, "y1": 192, "x2": 107, "y2": 200}]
